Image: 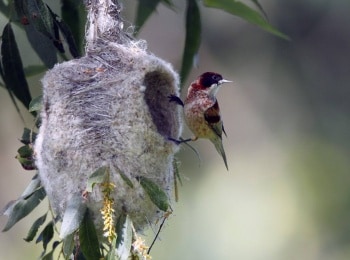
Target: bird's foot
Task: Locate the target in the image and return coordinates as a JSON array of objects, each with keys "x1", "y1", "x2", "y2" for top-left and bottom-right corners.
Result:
[
  {"x1": 168, "y1": 137, "x2": 195, "y2": 145},
  {"x1": 168, "y1": 94, "x2": 184, "y2": 107}
]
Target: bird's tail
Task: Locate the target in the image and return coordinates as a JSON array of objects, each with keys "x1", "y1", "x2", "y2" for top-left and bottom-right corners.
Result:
[{"x1": 212, "y1": 137, "x2": 228, "y2": 170}]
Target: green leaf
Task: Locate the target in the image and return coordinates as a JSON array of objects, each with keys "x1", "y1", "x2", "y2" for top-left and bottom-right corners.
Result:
[
  {"x1": 29, "y1": 95, "x2": 42, "y2": 113},
  {"x1": 16, "y1": 145, "x2": 36, "y2": 170},
  {"x1": 2, "y1": 187, "x2": 46, "y2": 232},
  {"x1": 18, "y1": 145, "x2": 33, "y2": 158},
  {"x1": 135, "y1": 0, "x2": 174, "y2": 31},
  {"x1": 249, "y1": 0, "x2": 268, "y2": 19},
  {"x1": 135, "y1": 0, "x2": 160, "y2": 30},
  {"x1": 21, "y1": 174, "x2": 41, "y2": 198},
  {"x1": 173, "y1": 158, "x2": 182, "y2": 186},
  {"x1": 60, "y1": 194, "x2": 87, "y2": 239},
  {"x1": 36, "y1": 221, "x2": 54, "y2": 251},
  {"x1": 173, "y1": 158, "x2": 181, "y2": 202},
  {"x1": 0, "y1": 54, "x2": 3, "y2": 78},
  {"x1": 16, "y1": 156, "x2": 36, "y2": 170},
  {"x1": 41, "y1": 240, "x2": 60, "y2": 260},
  {"x1": 20, "y1": 128, "x2": 37, "y2": 144},
  {"x1": 16, "y1": 0, "x2": 65, "y2": 54},
  {"x1": 86, "y1": 166, "x2": 108, "y2": 192},
  {"x1": 24, "y1": 0, "x2": 55, "y2": 40},
  {"x1": 25, "y1": 25, "x2": 58, "y2": 68},
  {"x1": 61, "y1": 0, "x2": 86, "y2": 55},
  {"x1": 47, "y1": 5, "x2": 80, "y2": 57},
  {"x1": 203, "y1": 0, "x2": 289, "y2": 40},
  {"x1": 1, "y1": 22, "x2": 32, "y2": 109},
  {"x1": 116, "y1": 214, "x2": 132, "y2": 260},
  {"x1": 180, "y1": 0, "x2": 201, "y2": 86},
  {"x1": 106, "y1": 245, "x2": 116, "y2": 260},
  {"x1": 41, "y1": 251, "x2": 53, "y2": 260},
  {"x1": 24, "y1": 213, "x2": 47, "y2": 242},
  {"x1": 79, "y1": 209, "x2": 101, "y2": 260},
  {"x1": 24, "y1": 65, "x2": 47, "y2": 77},
  {"x1": 20, "y1": 128, "x2": 31, "y2": 144},
  {"x1": 62, "y1": 233, "x2": 75, "y2": 259},
  {"x1": 0, "y1": 1, "x2": 9, "y2": 15},
  {"x1": 119, "y1": 171, "x2": 134, "y2": 188},
  {"x1": 138, "y1": 176, "x2": 169, "y2": 211},
  {"x1": 14, "y1": 0, "x2": 57, "y2": 67}
]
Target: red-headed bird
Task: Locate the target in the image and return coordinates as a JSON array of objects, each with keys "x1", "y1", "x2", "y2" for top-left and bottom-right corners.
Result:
[{"x1": 169, "y1": 72, "x2": 232, "y2": 170}]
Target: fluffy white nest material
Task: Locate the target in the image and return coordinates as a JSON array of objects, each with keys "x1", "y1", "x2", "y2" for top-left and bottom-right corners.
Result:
[{"x1": 34, "y1": 0, "x2": 182, "y2": 235}]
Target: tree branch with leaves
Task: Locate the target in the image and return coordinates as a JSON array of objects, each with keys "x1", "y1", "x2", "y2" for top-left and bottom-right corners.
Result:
[{"x1": 0, "y1": 0, "x2": 287, "y2": 259}]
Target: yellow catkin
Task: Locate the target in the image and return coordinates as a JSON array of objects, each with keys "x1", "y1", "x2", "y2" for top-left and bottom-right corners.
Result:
[
  {"x1": 100, "y1": 181, "x2": 116, "y2": 243},
  {"x1": 132, "y1": 236, "x2": 152, "y2": 260}
]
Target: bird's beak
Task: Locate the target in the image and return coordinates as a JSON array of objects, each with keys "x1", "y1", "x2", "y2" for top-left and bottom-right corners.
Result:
[{"x1": 219, "y1": 79, "x2": 232, "y2": 84}]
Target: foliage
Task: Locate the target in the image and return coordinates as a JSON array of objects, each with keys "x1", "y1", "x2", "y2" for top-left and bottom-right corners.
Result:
[
  {"x1": 135, "y1": 0, "x2": 288, "y2": 85},
  {"x1": 0, "y1": 0, "x2": 287, "y2": 259}
]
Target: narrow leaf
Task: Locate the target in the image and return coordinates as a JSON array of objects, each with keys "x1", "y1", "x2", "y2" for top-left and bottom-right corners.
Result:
[
  {"x1": 51, "y1": 12, "x2": 65, "y2": 53},
  {"x1": 24, "y1": 24, "x2": 58, "y2": 68},
  {"x1": 41, "y1": 251, "x2": 53, "y2": 260},
  {"x1": 116, "y1": 214, "x2": 132, "y2": 260},
  {"x1": 16, "y1": 146, "x2": 36, "y2": 172},
  {"x1": 138, "y1": 176, "x2": 169, "y2": 211},
  {"x1": 203, "y1": 0, "x2": 289, "y2": 40},
  {"x1": 16, "y1": 149, "x2": 36, "y2": 170},
  {"x1": 48, "y1": 5, "x2": 80, "y2": 58},
  {"x1": 60, "y1": 194, "x2": 87, "y2": 239},
  {"x1": 0, "y1": 1, "x2": 9, "y2": 15},
  {"x1": 29, "y1": 95, "x2": 42, "y2": 113},
  {"x1": 119, "y1": 172, "x2": 134, "y2": 188},
  {"x1": 106, "y1": 245, "x2": 116, "y2": 260},
  {"x1": 250, "y1": 0, "x2": 268, "y2": 19},
  {"x1": 1, "y1": 23, "x2": 32, "y2": 109},
  {"x1": 24, "y1": 213, "x2": 47, "y2": 242},
  {"x1": 61, "y1": 0, "x2": 85, "y2": 55},
  {"x1": 18, "y1": 145, "x2": 33, "y2": 158},
  {"x1": 180, "y1": 0, "x2": 201, "y2": 86},
  {"x1": 173, "y1": 159, "x2": 182, "y2": 186},
  {"x1": 0, "y1": 55, "x2": 3, "y2": 78},
  {"x1": 86, "y1": 166, "x2": 108, "y2": 192},
  {"x1": 20, "y1": 128, "x2": 37, "y2": 144},
  {"x1": 14, "y1": 0, "x2": 57, "y2": 67},
  {"x1": 173, "y1": 158, "x2": 181, "y2": 202},
  {"x1": 135, "y1": 0, "x2": 160, "y2": 30},
  {"x1": 2, "y1": 187, "x2": 46, "y2": 232},
  {"x1": 16, "y1": 156, "x2": 36, "y2": 170},
  {"x1": 62, "y1": 233, "x2": 75, "y2": 259},
  {"x1": 79, "y1": 209, "x2": 101, "y2": 260},
  {"x1": 41, "y1": 240, "x2": 60, "y2": 260},
  {"x1": 25, "y1": 0, "x2": 55, "y2": 39},
  {"x1": 36, "y1": 221, "x2": 54, "y2": 251},
  {"x1": 21, "y1": 174, "x2": 41, "y2": 198},
  {"x1": 24, "y1": 65, "x2": 47, "y2": 77}
]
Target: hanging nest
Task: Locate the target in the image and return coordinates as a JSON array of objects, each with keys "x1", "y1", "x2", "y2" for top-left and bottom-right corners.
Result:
[{"x1": 34, "y1": 0, "x2": 182, "y2": 240}]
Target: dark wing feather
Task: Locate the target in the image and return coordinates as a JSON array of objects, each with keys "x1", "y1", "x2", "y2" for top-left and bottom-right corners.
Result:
[{"x1": 204, "y1": 101, "x2": 224, "y2": 139}]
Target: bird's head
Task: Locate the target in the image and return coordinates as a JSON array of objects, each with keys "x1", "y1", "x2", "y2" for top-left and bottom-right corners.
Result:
[{"x1": 189, "y1": 72, "x2": 232, "y2": 99}]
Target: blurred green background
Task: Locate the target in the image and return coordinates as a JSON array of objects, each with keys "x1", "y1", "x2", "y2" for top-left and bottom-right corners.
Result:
[{"x1": 1, "y1": 0, "x2": 350, "y2": 259}]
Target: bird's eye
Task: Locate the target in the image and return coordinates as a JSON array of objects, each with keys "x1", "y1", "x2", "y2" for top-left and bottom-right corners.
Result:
[{"x1": 212, "y1": 75, "x2": 221, "y2": 81}]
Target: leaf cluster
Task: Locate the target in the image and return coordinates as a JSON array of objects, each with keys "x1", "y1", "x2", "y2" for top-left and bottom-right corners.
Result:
[
  {"x1": 0, "y1": 0, "x2": 83, "y2": 117},
  {"x1": 135, "y1": 0, "x2": 288, "y2": 86},
  {"x1": 1, "y1": 164, "x2": 172, "y2": 259},
  {"x1": 0, "y1": 0, "x2": 288, "y2": 259}
]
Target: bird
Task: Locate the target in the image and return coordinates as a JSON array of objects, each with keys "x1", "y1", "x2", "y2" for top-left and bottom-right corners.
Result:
[{"x1": 168, "y1": 72, "x2": 232, "y2": 170}]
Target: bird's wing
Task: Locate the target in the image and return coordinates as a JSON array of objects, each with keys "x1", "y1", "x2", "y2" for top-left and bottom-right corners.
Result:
[{"x1": 204, "y1": 101, "x2": 224, "y2": 139}]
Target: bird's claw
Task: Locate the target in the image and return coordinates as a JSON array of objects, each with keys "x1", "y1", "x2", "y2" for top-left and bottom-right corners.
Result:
[
  {"x1": 168, "y1": 137, "x2": 182, "y2": 145},
  {"x1": 168, "y1": 94, "x2": 184, "y2": 107}
]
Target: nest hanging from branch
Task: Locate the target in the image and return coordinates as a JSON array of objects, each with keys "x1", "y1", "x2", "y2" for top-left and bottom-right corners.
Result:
[{"x1": 34, "y1": 0, "x2": 182, "y2": 240}]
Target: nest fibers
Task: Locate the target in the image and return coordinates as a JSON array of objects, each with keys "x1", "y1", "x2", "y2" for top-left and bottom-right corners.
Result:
[{"x1": 34, "y1": 0, "x2": 182, "y2": 238}]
